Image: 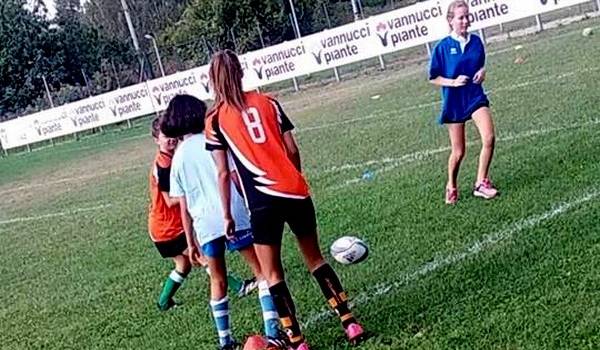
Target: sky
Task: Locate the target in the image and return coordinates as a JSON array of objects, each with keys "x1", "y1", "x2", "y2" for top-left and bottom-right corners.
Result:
[
  {"x1": 25, "y1": 0, "x2": 57, "y2": 19},
  {"x1": 32, "y1": 0, "x2": 87, "y2": 20},
  {"x1": 44, "y1": 0, "x2": 57, "y2": 19}
]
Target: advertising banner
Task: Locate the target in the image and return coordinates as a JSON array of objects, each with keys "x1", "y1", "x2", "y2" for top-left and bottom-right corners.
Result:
[{"x1": 0, "y1": 0, "x2": 590, "y2": 149}]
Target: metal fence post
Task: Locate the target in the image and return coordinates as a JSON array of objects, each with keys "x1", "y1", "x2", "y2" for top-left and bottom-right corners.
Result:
[
  {"x1": 425, "y1": 42, "x2": 433, "y2": 57},
  {"x1": 82, "y1": 69, "x2": 103, "y2": 134},
  {"x1": 378, "y1": 55, "x2": 386, "y2": 69},
  {"x1": 535, "y1": 14, "x2": 544, "y2": 31},
  {"x1": 478, "y1": 29, "x2": 487, "y2": 44},
  {"x1": 42, "y1": 75, "x2": 56, "y2": 146},
  {"x1": 288, "y1": 5, "x2": 301, "y2": 92},
  {"x1": 323, "y1": 3, "x2": 341, "y2": 82}
]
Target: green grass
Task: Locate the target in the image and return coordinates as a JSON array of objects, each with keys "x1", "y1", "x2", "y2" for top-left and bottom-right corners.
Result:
[{"x1": 1, "y1": 18, "x2": 599, "y2": 350}]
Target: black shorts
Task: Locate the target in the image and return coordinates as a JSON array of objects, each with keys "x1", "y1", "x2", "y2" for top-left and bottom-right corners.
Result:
[
  {"x1": 250, "y1": 197, "x2": 318, "y2": 245},
  {"x1": 154, "y1": 233, "x2": 187, "y2": 258}
]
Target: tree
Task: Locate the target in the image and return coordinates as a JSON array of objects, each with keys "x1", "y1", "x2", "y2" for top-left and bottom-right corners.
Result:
[
  {"x1": 83, "y1": 0, "x2": 190, "y2": 51},
  {"x1": 54, "y1": 0, "x2": 133, "y2": 90},
  {"x1": 0, "y1": 0, "x2": 134, "y2": 118},
  {"x1": 163, "y1": 0, "x2": 294, "y2": 64},
  {"x1": 0, "y1": 0, "x2": 64, "y2": 117}
]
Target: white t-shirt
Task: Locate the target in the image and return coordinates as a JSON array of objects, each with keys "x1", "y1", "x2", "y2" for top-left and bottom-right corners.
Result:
[
  {"x1": 170, "y1": 133, "x2": 250, "y2": 245},
  {"x1": 450, "y1": 31, "x2": 471, "y2": 53}
]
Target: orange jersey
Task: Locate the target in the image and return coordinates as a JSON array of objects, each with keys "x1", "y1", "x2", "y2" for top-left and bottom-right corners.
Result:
[
  {"x1": 206, "y1": 92, "x2": 310, "y2": 210},
  {"x1": 148, "y1": 151, "x2": 183, "y2": 242}
]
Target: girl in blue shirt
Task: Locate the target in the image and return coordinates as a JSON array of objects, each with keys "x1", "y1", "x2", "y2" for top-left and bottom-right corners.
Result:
[{"x1": 429, "y1": 0, "x2": 499, "y2": 204}]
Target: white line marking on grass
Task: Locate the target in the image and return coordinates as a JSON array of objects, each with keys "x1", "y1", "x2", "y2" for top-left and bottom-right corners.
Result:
[
  {"x1": 13, "y1": 133, "x2": 148, "y2": 157},
  {"x1": 0, "y1": 165, "x2": 144, "y2": 195},
  {"x1": 0, "y1": 204, "x2": 112, "y2": 225},
  {"x1": 302, "y1": 188, "x2": 600, "y2": 327},
  {"x1": 301, "y1": 115, "x2": 380, "y2": 132},
  {"x1": 4, "y1": 113, "x2": 598, "y2": 195},
  {"x1": 288, "y1": 21, "x2": 600, "y2": 114},
  {"x1": 489, "y1": 67, "x2": 600, "y2": 94},
  {"x1": 326, "y1": 118, "x2": 600, "y2": 189},
  {"x1": 486, "y1": 22, "x2": 600, "y2": 52},
  {"x1": 297, "y1": 66, "x2": 599, "y2": 134},
  {"x1": 298, "y1": 101, "x2": 440, "y2": 132}
]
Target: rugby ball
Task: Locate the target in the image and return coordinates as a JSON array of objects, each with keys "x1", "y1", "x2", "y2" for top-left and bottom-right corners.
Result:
[{"x1": 330, "y1": 236, "x2": 369, "y2": 265}]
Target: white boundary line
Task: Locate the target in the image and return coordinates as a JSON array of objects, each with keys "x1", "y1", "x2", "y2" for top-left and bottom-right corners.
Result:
[
  {"x1": 12, "y1": 132, "x2": 148, "y2": 157},
  {"x1": 302, "y1": 188, "x2": 600, "y2": 327},
  {"x1": 3, "y1": 118, "x2": 596, "y2": 220},
  {"x1": 297, "y1": 66, "x2": 600, "y2": 134},
  {"x1": 2, "y1": 115, "x2": 597, "y2": 196},
  {"x1": 326, "y1": 118, "x2": 600, "y2": 189},
  {"x1": 0, "y1": 165, "x2": 144, "y2": 195},
  {"x1": 285, "y1": 21, "x2": 600, "y2": 113},
  {"x1": 0, "y1": 204, "x2": 112, "y2": 226}
]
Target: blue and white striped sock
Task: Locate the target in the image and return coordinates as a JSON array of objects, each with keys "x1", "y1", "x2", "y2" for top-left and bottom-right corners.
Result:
[
  {"x1": 210, "y1": 296, "x2": 234, "y2": 347},
  {"x1": 258, "y1": 280, "x2": 280, "y2": 339}
]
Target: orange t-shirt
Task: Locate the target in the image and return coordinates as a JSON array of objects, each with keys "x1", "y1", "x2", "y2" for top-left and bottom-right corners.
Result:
[
  {"x1": 206, "y1": 92, "x2": 309, "y2": 210},
  {"x1": 148, "y1": 151, "x2": 183, "y2": 242}
]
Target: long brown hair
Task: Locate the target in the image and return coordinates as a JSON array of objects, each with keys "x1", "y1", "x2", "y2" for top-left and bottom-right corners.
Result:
[{"x1": 209, "y1": 49, "x2": 246, "y2": 113}]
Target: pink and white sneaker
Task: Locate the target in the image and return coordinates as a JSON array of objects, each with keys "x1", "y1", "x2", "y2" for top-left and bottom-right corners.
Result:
[
  {"x1": 445, "y1": 187, "x2": 458, "y2": 205},
  {"x1": 293, "y1": 342, "x2": 311, "y2": 350},
  {"x1": 345, "y1": 323, "x2": 366, "y2": 345},
  {"x1": 473, "y1": 178, "x2": 498, "y2": 199}
]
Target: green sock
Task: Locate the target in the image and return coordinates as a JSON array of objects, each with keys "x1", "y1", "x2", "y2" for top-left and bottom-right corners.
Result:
[
  {"x1": 158, "y1": 270, "x2": 186, "y2": 310},
  {"x1": 204, "y1": 267, "x2": 243, "y2": 294}
]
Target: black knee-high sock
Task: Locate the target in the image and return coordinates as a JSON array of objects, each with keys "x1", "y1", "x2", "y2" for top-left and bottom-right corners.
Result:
[
  {"x1": 269, "y1": 281, "x2": 304, "y2": 347},
  {"x1": 312, "y1": 263, "x2": 356, "y2": 328}
]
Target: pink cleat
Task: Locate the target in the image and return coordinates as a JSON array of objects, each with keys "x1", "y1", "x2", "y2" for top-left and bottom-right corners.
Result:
[
  {"x1": 473, "y1": 178, "x2": 498, "y2": 199},
  {"x1": 345, "y1": 323, "x2": 366, "y2": 345},
  {"x1": 293, "y1": 342, "x2": 311, "y2": 350},
  {"x1": 445, "y1": 187, "x2": 458, "y2": 205}
]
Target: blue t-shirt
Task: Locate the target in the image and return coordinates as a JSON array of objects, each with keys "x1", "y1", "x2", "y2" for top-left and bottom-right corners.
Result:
[
  {"x1": 429, "y1": 33, "x2": 489, "y2": 124},
  {"x1": 170, "y1": 134, "x2": 251, "y2": 245}
]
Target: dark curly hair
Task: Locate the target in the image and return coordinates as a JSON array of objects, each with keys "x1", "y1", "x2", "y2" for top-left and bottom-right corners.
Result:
[{"x1": 160, "y1": 94, "x2": 207, "y2": 138}]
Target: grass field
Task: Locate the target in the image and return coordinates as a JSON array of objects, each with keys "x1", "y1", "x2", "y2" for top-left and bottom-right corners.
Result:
[{"x1": 1, "y1": 17, "x2": 599, "y2": 350}]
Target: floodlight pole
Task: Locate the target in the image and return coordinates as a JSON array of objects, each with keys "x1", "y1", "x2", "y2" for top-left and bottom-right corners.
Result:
[
  {"x1": 42, "y1": 75, "x2": 56, "y2": 147},
  {"x1": 110, "y1": 59, "x2": 121, "y2": 89},
  {"x1": 42, "y1": 75, "x2": 54, "y2": 108},
  {"x1": 323, "y1": 3, "x2": 340, "y2": 82},
  {"x1": 288, "y1": 0, "x2": 301, "y2": 39},
  {"x1": 121, "y1": 0, "x2": 141, "y2": 53},
  {"x1": 120, "y1": 0, "x2": 149, "y2": 80},
  {"x1": 145, "y1": 34, "x2": 165, "y2": 77},
  {"x1": 256, "y1": 19, "x2": 265, "y2": 48},
  {"x1": 81, "y1": 69, "x2": 103, "y2": 133},
  {"x1": 287, "y1": 0, "x2": 300, "y2": 92},
  {"x1": 350, "y1": 0, "x2": 361, "y2": 20}
]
